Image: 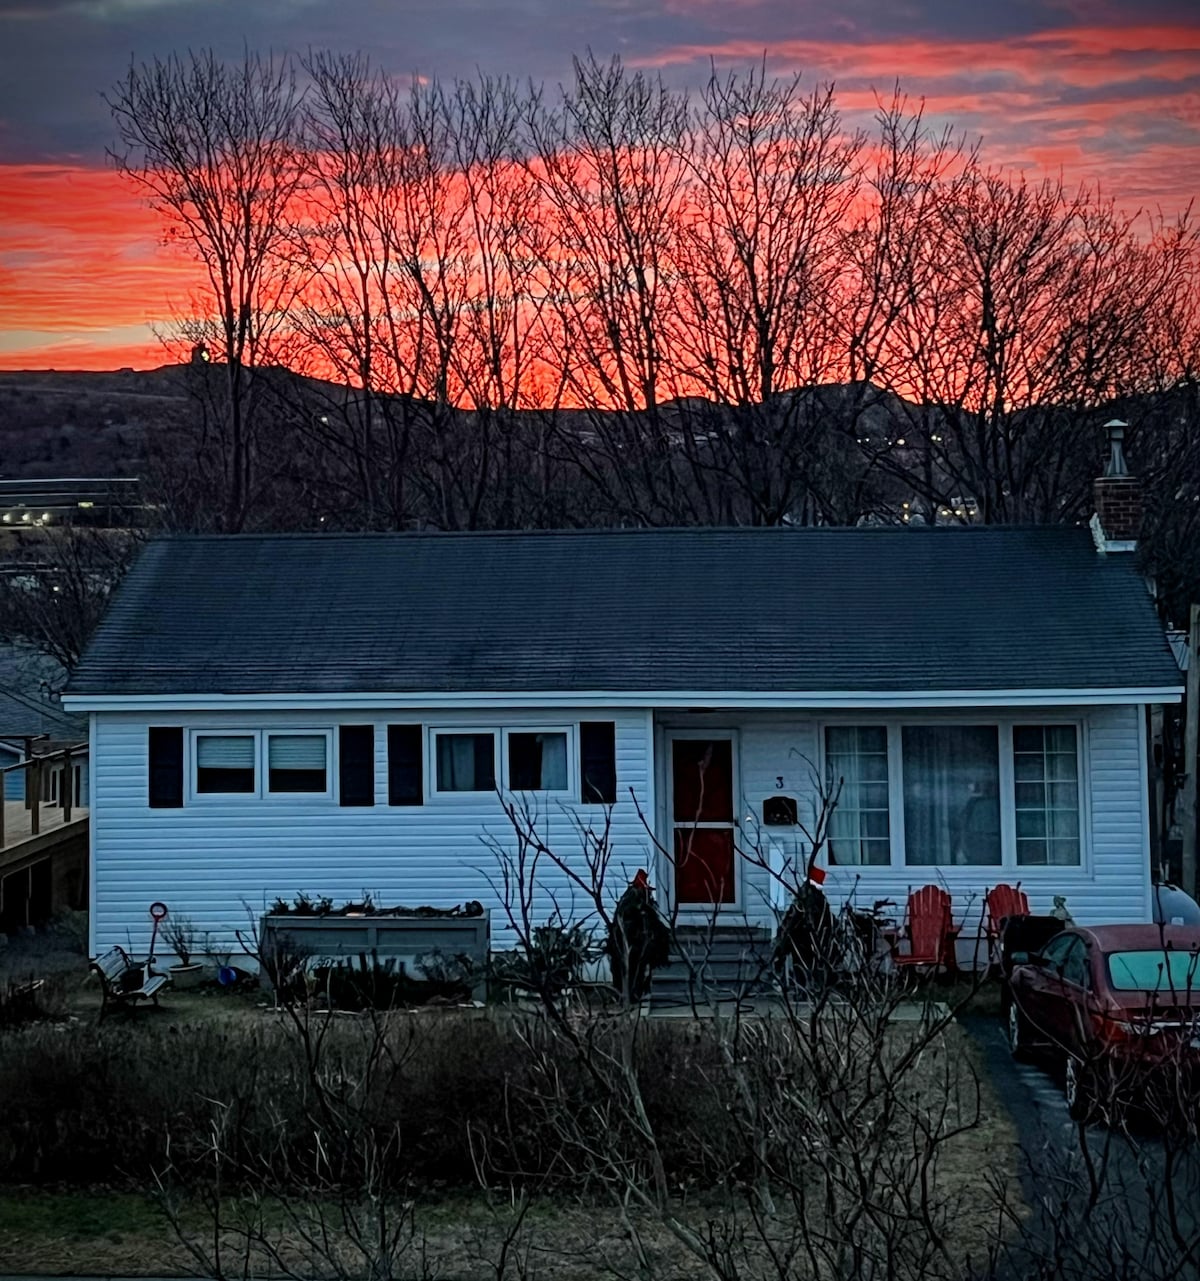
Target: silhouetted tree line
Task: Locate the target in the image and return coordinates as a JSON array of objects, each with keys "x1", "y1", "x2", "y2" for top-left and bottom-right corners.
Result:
[{"x1": 104, "y1": 50, "x2": 1200, "y2": 618}]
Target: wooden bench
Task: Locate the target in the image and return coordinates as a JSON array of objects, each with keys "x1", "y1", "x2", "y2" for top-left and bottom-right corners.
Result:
[{"x1": 90, "y1": 945, "x2": 168, "y2": 1018}]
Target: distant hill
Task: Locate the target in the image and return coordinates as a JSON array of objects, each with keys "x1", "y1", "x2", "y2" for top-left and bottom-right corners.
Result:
[{"x1": 0, "y1": 366, "x2": 193, "y2": 479}]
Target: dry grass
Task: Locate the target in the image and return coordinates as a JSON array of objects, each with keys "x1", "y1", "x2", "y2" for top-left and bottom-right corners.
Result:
[{"x1": 0, "y1": 1017, "x2": 1022, "y2": 1278}]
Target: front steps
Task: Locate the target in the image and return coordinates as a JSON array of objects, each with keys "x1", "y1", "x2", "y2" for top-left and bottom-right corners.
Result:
[{"x1": 650, "y1": 924, "x2": 775, "y2": 1007}]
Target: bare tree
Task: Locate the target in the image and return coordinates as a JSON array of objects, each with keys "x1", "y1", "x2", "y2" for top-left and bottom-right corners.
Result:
[
  {"x1": 0, "y1": 525, "x2": 141, "y2": 671},
  {"x1": 108, "y1": 50, "x2": 306, "y2": 532}
]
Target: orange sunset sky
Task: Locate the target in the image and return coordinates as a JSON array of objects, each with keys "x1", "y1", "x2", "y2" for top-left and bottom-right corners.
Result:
[{"x1": 0, "y1": 1, "x2": 1197, "y2": 372}]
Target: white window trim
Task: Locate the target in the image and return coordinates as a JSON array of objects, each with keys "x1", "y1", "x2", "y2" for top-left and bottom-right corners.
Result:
[
  {"x1": 822, "y1": 722, "x2": 893, "y2": 869},
  {"x1": 1009, "y1": 721, "x2": 1089, "y2": 873},
  {"x1": 427, "y1": 727, "x2": 500, "y2": 799},
  {"x1": 186, "y1": 729, "x2": 336, "y2": 802},
  {"x1": 817, "y1": 716, "x2": 1090, "y2": 874},
  {"x1": 188, "y1": 729, "x2": 261, "y2": 801},
  {"x1": 264, "y1": 728, "x2": 335, "y2": 801},
  {"x1": 501, "y1": 725, "x2": 577, "y2": 797}
]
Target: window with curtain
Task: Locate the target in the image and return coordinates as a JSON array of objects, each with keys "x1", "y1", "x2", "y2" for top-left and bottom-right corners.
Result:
[
  {"x1": 435, "y1": 732, "x2": 496, "y2": 792},
  {"x1": 902, "y1": 725, "x2": 1000, "y2": 865},
  {"x1": 267, "y1": 733, "x2": 328, "y2": 793},
  {"x1": 195, "y1": 734, "x2": 256, "y2": 794},
  {"x1": 1014, "y1": 725, "x2": 1081, "y2": 866},
  {"x1": 825, "y1": 726, "x2": 890, "y2": 865},
  {"x1": 508, "y1": 732, "x2": 569, "y2": 791}
]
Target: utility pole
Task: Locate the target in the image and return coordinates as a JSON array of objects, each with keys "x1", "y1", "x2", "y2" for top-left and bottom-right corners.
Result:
[{"x1": 1182, "y1": 603, "x2": 1200, "y2": 898}]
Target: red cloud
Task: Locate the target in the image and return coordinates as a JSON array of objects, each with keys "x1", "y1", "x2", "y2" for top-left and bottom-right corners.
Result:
[
  {"x1": 632, "y1": 25, "x2": 1200, "y2": 87},
  {"x1": 1, "y1": 25, "x2": 1197, "y2": 376},
  {"x1": 0, "y1": 164, "x2": 201, "y2": 369}
]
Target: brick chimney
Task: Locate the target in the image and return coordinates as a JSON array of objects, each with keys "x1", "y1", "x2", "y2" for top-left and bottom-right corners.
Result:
[{"x1": 1090, "y1": 419, "x2": 1142, "y2": 552}]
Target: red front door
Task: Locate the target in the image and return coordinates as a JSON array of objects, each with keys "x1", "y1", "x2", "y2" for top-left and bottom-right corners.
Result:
[{"x1": 671, "y1": 735, "x2": 737, "y2": 905}]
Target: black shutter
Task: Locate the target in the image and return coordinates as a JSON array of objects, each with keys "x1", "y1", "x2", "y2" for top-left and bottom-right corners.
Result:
[
  {"x1": 338, "y1": 725, "x2": 375, "y2": 807},
  {"x1": 579, "y1": 721, "x2": 617, "y2": 804},
  {"x1": 387, "y1": 724, "x2": 424, "y2": 805},
  {"x1": 148, "y1": 726, "x2": 184, "y2": 808}
]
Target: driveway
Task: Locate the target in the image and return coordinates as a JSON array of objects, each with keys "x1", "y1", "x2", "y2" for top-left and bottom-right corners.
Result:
[{"x1": 963, "y1": 1014, "x2": 1200, "y2": 1280}]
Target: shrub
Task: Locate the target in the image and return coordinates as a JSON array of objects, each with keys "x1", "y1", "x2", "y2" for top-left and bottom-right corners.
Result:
[
  {"x1": 491, "y1": 923, "x2": 595, "y2": 999},
  {"x1": 0, "y1": 1012, "x2": 739, "y2": 1191},
  {"x1": 0, "y1": 974, "x2": 66, "y2": 1030}
]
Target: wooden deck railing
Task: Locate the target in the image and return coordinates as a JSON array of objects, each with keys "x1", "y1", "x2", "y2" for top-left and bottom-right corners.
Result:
[{"x1": 0, "y1": 743, "x2": 88, "y2": 851}]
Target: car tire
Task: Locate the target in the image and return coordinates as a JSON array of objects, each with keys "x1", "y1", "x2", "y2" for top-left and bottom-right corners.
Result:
[
  {"x1": 1064, "y1": 1055, "x2": 1094, "y2": 1122},
  {"x1": 1007, "y1": 1000, "x2": 1032, "y2": 1061}
]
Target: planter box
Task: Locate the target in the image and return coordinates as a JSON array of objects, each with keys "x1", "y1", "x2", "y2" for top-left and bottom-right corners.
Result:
[{"x1": 260, "y1": 911, "x2": 490, "y2": 1002}]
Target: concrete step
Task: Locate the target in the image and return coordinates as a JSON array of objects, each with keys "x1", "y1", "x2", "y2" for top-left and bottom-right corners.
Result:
[{"x1": 651, "y1": 926, "x2": 777, "y2": 1004}]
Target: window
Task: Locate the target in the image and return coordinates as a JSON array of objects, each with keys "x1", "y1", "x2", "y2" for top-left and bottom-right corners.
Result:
[
  {"x1": 267, "y1": 733, "x2": 328, "y2": 794},
  {"x1": 434, "y1": 732, "x2": 496, "y2": 793},
  {"x1": 902, "y1": 725, "x2": 1000, "y2": 866},
  {"x1": 821, "y1": 719, "x2": 1086, "y2": 869},
  {"x1": 195, "y1": 734, "x2": 256, "y2": 794},
  {"x1": 825, "y1": 726, "x2": 890, "y2": 866},
  {"x1": 508, "y1": 731, "x2": 569, "y2": 791},
  {"x1": 1107, "y1": 949, "x2": 1200, "y2": 994},
  {"x1": 1014, "y1": 726, "x2": 1080, "y2": 866},
  {"x1": 1040, "y1": 933, "x2": 1076, "y2": 967},
  {"x1": 1060, "y1": 939, "x2": 1089, "y2": 989}
]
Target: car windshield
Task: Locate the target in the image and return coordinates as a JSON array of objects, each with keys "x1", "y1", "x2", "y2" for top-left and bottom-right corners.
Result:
[{"x1": 1106, "y1": 949, "x2": 1200, "y2": 993}]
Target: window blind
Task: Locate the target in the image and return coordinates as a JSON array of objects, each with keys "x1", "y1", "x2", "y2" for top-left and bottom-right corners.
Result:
[
  {"x1": 268, "y1": 735, "x2": 326, "y2": 769},
  {"x1": 197, "y1": 736, "x2": 255, "y2": 768}
]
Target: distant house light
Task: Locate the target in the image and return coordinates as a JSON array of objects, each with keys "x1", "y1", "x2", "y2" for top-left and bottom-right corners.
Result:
[
  {"x1": 20, "y1": 512, "x2": 30, "y2": 522},
  {"x1": 78, "y1": 500, "x2": 94, "y2": 509}
]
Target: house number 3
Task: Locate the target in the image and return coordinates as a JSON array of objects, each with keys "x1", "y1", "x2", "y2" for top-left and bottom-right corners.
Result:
[{"x1": 776, "y1": 776, "x2": 784, "y2": 789}]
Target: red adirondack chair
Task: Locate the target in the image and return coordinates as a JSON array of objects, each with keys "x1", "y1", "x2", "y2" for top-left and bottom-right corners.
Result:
[
  {"x1": 894, "y1": 885, "x2": 959, "y2": 973},
  {"x1": 984, "y1": 883, "x2": 1030, "y2": 956}
]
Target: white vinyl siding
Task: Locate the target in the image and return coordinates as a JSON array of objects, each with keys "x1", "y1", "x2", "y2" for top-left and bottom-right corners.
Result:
[{"x1": 90, "y1": 707, "x2": 653, "y2": 956}]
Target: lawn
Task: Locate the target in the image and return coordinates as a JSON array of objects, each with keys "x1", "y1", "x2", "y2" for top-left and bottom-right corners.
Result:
[{"x1": 0, "y1": 924, "x2": 1023, "y2": 1278}]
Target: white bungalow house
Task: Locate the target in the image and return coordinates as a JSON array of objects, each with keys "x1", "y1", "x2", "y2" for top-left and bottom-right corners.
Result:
[{"x1": 63, "y1": 472, "x2": 1182, "y2": 965}]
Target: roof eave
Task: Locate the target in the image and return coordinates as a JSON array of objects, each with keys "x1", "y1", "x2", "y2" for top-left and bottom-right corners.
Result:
[{"x1": 61, "y1": 685, "x2": 1186, "y2": 713}]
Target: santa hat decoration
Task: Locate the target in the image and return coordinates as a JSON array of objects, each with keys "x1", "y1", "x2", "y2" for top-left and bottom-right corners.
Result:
[
  {"x1": 631, "y1": 868, "x2": 652, "y2": 892},
  {"x1": 806, "y1": 863, "x2": 827, "y2": 887}
]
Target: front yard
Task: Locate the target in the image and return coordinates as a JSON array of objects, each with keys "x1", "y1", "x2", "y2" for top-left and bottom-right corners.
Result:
[{"x1": 0, "y1": 928, "x2": 1022, "y2": 1280}]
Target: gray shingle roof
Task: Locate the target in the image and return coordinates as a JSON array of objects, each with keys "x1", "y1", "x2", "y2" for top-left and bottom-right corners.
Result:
[{"x1": 66, "y1": 527, "x2": 1182, "y2": 698}]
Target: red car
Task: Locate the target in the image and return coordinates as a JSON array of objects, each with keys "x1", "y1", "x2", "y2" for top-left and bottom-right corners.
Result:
[{"x1": 1007, "y1": 924, "x2": 1200, "y2": 1120}]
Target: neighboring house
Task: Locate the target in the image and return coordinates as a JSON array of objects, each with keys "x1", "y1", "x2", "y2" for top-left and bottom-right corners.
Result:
[
  {"x1": 63, "y1": 467, "x2": 1182, "y2": 962},
  {"x1": 0, "y1": 684, "x2": 87, "y2": 805}
]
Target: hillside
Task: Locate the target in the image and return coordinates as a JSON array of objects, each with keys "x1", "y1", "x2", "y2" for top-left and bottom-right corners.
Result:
[{"x1": 0, "y1": 367, "x2": 193, "y2": 478}]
